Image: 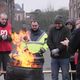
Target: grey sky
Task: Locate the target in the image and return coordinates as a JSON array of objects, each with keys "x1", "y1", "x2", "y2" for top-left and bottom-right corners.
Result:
[{"x1": 15, "y1": 0, "x2": 69, "y2": 12}]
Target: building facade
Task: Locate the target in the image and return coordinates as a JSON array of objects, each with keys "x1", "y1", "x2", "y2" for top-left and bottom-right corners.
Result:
[
  {"x1": 14, "y1": 4, "x2": 25, "y2": 21},
  {"x1": 69, "y1": 0, "x2": 80, "y2": 19}
]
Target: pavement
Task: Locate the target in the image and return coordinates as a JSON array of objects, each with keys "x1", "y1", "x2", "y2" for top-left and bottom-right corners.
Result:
[{"x1": 0, "y1": 75, "x2": 4, "y2": 80}]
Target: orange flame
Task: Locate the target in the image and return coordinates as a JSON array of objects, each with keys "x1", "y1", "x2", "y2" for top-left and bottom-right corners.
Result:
[{"x1": 10, "y1": 31, "x2": 41, "y2": 68}]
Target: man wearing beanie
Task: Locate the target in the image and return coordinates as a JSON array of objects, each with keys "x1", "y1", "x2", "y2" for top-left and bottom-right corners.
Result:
[{"x1": 47, "y1": 15, "x2": 70, "y2": 80}]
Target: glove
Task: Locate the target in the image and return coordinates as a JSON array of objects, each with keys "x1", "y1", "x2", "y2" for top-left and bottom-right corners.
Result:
[
  {"x1": 7, "y1": 35, "x2": 12, "y2": 42},
  {"x1": 2, "y1": 35, "x2": 7, "y2": 40},
  {"x1": 39, "y1": 48, "x2": 46, "y2": 55},
  {"x1": 51, "y1": 48, "x2": 59, "y2": 56},
  {"x1": 70, "y1": 55, "x2": 74, "y2": 62},
  {"x1": 40, "y1": 48, "x2": 46, "y2": 53}
]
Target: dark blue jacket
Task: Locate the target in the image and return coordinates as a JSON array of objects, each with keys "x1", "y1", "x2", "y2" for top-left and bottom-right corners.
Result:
[{"x1": 30, "y1": 28, "x2": 44, "y2": 41}]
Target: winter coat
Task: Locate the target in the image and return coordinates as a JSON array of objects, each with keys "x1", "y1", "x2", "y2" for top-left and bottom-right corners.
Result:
[{"x1": 47, "y1": 26, "x2": 70, "y2": 59}]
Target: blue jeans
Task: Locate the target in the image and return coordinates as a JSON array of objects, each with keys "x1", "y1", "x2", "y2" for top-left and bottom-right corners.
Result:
[{"x1": 51, "y1": 58, "x2": 70, "y2": 80}]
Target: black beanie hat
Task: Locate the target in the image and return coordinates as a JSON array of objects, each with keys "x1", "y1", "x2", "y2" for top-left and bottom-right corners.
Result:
[{"x1": 54, "y1": 15, "x2": 64, "y2": 25}]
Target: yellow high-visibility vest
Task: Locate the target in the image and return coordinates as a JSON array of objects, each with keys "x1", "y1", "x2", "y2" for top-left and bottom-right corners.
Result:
[{"x1": 27, "y1": 32, "x2": 48, "y2": 53}]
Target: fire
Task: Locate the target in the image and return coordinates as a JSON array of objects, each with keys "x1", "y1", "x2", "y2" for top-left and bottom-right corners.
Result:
[
  {"x1": 11, "y1": 32, "x2": 21, "y2": 45},
  {"x1": 10, "y1": 31, "x2": 41, "y2": 68}
]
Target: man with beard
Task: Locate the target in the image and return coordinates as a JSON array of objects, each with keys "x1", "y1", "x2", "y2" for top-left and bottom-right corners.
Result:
[
  {"x1": 27, "y1": 20, "x2": 48, "y2": 80},
  {"x1": 0, "y1": 13, "x2": 12, "y2": 80}
]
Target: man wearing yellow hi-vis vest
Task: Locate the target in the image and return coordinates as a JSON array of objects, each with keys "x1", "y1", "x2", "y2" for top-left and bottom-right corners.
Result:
[
  {"x1": 6, "y1": 21, "x2": 48, "y2": 80},
  {"x1": 26, "y1": 21, "x2": 48, "y2": 80}
]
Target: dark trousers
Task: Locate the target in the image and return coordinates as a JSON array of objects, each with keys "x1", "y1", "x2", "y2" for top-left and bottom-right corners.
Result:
[
  {"x1": 0, "y1": 51, "x2": 11, "y2": 79},
  {"x1": 76, "y1": 64, "x2": 80, "y2": 80},
  {"x1": 70, "y1": 61, "x2": 76, "y2": 80},
  {"x1": 6, "y1": 66, "x2": 44, "y2": 80}
]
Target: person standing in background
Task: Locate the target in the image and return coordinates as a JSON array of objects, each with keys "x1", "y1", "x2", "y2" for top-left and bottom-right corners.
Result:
[
  {"x1": 68, "y1": 19, "x2": 80, "y2": 80},
  {"x1": 60, "y1": 19, "x2": 80, "y2": 80},
  {"x1": 65, "y1": 19, "x2": 76, "y2": 80},
  {"x1": 0, "y1": 13, "x2": 12, "y2": 80}
]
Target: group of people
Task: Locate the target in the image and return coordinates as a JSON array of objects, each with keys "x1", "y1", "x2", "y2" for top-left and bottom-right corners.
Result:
[
  {"x1": 47, "y1": 15, "x2": 80, "y2": 80},
  {"x1": 0, "y1": 12, "x2": 80, "y2": 80},
  {"x1": 0, "y1": 13, "x2": 48, "y2": 80}
]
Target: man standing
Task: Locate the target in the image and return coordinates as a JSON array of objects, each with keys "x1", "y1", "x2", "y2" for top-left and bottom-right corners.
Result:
[
  {"x1": 47, "y1": 15, "x2": 70, "y2": 80},
  {"x1": 27, "y1": 20, "x2": 48, "y2": 80},
  {"x1": 0, "y1": 13, "x2": 12, "y2": 79}
]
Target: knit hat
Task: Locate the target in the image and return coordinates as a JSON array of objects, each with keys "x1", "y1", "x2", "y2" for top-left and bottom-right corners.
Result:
[
  {"x1": 66, "y1": 19, "x2": 75, "y2": 26},
  {"x1": 54, "y1": 15, "x2": 64, "y2": 25}
]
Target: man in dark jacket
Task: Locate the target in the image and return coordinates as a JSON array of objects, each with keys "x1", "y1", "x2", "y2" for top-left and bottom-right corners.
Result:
[{"x1": 47, "y1": 15, "x2": 70, "y2": 80}]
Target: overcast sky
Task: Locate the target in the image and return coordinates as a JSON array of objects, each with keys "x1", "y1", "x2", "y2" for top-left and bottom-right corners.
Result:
[{"x1": 15, "y1": 0, "x2": 69, "y2": 12}]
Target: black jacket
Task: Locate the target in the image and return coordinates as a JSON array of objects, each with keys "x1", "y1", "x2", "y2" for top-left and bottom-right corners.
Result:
[
  {"x1": 47, "y1": 26, "x2": 70, "y2": 59},
  {"x1": 69, "y1": 28, "x2": 80, "y2": 64}
]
